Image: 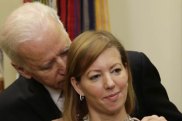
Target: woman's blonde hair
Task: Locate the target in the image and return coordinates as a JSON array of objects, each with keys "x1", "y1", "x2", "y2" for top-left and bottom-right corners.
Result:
[{"x1": 63, "y1": 31, "x2": 135, "y2": 121}]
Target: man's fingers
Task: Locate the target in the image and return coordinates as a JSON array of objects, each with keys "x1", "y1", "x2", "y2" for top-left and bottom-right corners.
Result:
[{"x1": 141, "y1": 115, "x2": 167, "y2": 121}]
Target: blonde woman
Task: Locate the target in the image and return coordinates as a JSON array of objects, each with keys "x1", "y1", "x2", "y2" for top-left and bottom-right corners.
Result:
[{"x1": 62, "y1": 31, "x2": 167, "y2": 121}]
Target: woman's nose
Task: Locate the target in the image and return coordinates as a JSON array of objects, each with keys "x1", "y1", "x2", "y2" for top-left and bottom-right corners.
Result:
[{"x1": 104, "y1": 74, "x2": 115, "y2": 89}]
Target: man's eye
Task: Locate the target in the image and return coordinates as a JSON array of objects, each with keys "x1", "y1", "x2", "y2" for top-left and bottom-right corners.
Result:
[
  {"x1": 39, "y1": 64, "x2": 53, "y2": 70},
  {"x1": 89, "y1": 74, "x2": 100, "y2": 81}
]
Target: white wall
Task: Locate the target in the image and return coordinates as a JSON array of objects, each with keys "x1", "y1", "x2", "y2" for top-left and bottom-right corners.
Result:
[
  {"x1": 108, "y1": 0, "x2": 182, "y2": 112},
  {"x1": 0, "y1": 0, "x2": 22, "y2": 87}
]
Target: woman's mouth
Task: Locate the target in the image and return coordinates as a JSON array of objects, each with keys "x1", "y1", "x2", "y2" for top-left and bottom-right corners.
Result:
[{"x1": 103, "y1": 92, "x2": 120, "y2": 102}]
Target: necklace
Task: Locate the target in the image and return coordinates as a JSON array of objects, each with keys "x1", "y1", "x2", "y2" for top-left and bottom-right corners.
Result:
[
  {"x1": 125, "y1": 115, "x2": 140, "y2": 121},
  {"x1": 83, "y1": 115, "x2": 140, "y2": 121}
]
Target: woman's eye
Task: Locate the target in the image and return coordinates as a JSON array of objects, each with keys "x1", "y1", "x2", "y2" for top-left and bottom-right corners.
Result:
[
  {"x1": 111, "y1": 68, "x2": 121, "y2": 75},
  {"x1": 89, "y1": 74, "x2": 100, "y2": 81}
]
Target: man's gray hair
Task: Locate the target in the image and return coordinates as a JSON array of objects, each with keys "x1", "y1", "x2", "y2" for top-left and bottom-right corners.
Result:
[{"x1": 0, "y1": 2, "x2": 67, "y2": 65}]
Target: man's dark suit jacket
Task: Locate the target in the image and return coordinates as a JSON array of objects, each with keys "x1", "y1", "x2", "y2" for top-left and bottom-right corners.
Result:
[
  {"x1": 127, "y1": 51, "x2": 182, "y2": 121},
  {"x1": 0, "y1": 76, "x2": 60, "y2": 121},
  {"x1": 0, "y1": 51, "x2": 181, "y2": 121}
]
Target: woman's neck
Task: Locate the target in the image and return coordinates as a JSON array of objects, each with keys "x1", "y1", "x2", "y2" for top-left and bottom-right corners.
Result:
[{"x1": 88, "y1": 108, "x2": 128, "y2": 121}]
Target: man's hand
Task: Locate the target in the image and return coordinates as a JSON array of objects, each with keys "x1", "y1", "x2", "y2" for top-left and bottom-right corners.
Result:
[{"x1": 141, "y1": 115, "x2": 167, "y2": 121}]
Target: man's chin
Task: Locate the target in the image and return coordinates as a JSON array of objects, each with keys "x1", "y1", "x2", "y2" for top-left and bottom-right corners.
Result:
[{"x1": 58, "y1": 81, "x2": 64, "y2": 89}]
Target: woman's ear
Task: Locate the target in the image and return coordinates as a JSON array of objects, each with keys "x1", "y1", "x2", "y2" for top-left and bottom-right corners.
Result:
[
  {"x1": 11, "y1": 62, "x2": 32, "y2": 79},
  {"x1": 71, "y1": 77, "x2": 84, "y2": 96}
]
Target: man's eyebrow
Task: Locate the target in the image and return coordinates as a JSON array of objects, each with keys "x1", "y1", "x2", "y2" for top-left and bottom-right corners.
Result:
[
  {"x1": 63, "y1": 46, "x2": 70, "y2": 52},
  {"x1": 38, "y1": 45, "x2": 70, "y2": 69},
  {"x1": 58, "y1": 46, "x2": 69, "y2": 55}
]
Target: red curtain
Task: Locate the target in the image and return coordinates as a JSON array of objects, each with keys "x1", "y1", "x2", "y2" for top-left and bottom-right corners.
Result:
[
  {"x1": 57, "y1": 0, "x2": 110, "y2": 40},
  {"x1": 24, "y1": 0, "x2": 110, "y2": 40}
]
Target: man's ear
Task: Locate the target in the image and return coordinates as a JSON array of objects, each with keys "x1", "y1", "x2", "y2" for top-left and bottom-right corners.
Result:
[
  {"x1": 71, "y1": 77, "x2": 84, "y2": 96},
  {"x1": 11, "y1": 62, "x2": 32, "y2": 79}
]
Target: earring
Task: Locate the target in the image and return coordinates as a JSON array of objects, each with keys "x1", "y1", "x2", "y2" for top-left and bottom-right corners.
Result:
[{"x1": 80, "y1": 95, "x2": 84, "y2": 101}]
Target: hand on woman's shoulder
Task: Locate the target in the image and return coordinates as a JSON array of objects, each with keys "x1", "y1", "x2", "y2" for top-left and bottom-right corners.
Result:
[{"x1": 141, "y1": 115, "x2": 167, "y2": 121}]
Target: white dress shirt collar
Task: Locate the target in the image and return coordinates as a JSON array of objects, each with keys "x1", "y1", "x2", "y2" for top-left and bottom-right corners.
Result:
[{"x1": 44, "y1": 85, "x2": 64, "y2": 112}]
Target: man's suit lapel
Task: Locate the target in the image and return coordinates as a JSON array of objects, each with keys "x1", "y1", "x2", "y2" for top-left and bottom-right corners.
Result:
[{"x1": 25, "y1": 78, "x2": 61, "y2": 120}]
